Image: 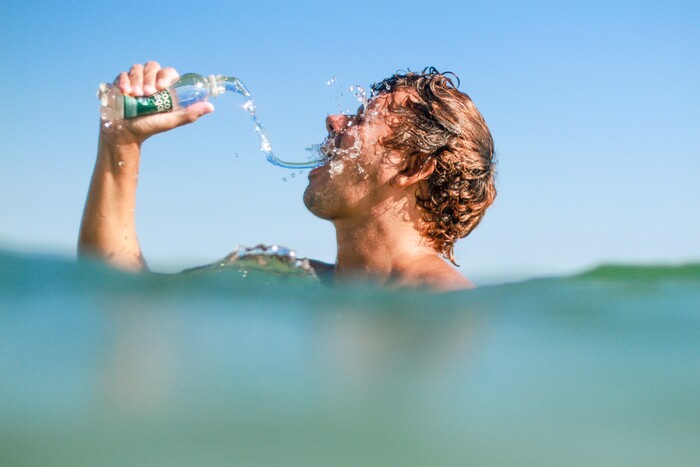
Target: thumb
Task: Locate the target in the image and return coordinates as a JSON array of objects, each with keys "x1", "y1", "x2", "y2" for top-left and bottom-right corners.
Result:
[
  {"x1": 126, "y1": 102, "x2": 216, "y2": 142},
  {"x1": 171, "y1": 102, "x2": 215, "y2": 128}
]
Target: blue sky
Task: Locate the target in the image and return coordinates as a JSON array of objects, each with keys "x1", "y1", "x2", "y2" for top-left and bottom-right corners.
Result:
[{"x1": 1, "y1": 0, "x2": 698, "y2": 282}]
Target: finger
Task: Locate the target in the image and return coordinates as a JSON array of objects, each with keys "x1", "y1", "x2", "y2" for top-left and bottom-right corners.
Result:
[
  {"x1": 181, "y1": 102, "x2": 215, "y2": 123},
  {"x1": 155, "y1": 67, "x2": 180, "y2": 91},
  {"x1": 142, "y1": 61, "x2": 161, "y2": 95},
  {"x1": 128, "y1": 63, "x2": 144, "y2": 96},
  {"x1": 114, "y1": 72, "x2": 132, "y2": 95}
]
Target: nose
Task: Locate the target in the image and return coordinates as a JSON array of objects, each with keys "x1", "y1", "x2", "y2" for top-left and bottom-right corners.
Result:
[{"x1": 326, "y1": 114, "x2": 350, "y2": 135}]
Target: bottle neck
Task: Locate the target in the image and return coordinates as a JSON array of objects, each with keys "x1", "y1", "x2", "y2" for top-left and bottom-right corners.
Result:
[{"x1": 207, "y1": 75, "x2": 226, "y2": 99}]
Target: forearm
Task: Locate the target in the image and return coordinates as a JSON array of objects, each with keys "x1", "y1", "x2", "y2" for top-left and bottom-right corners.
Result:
[
  {"x1": 78, "y1": 134, "x2": 146, "y2": 271},
  {"x1": 78, "y1": 61, "x2": 213, "y2": 271}
]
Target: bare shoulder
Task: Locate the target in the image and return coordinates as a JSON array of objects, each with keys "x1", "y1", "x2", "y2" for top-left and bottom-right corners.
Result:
[
  {"x1": 428, "y1": 267, "x2": 474, "y2": 291},
  {"x1": 410, "y1": 257, "x2": 475, "y2": 292},
  {"x1": 383, "y1": 255, "x2": 473, "y2": 292},
  {"x1": 306, "y1": 257, "x2": 473, "y2": 291}
]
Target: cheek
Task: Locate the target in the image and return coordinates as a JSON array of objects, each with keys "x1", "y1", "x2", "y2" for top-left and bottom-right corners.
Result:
[{"x1": 340, "y1": 128, "x2": 361, "y2": 151}]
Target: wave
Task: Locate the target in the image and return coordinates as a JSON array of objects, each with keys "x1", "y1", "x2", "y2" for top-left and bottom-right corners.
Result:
[{"x1": 1, "y1": 247, "x2": 699, "y2": 465}]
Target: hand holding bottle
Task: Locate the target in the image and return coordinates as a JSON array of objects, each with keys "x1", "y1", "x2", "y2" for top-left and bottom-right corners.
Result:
[
  {"x1": 99, "y1": 62, "x2": 323, "y2": 169},
  {"x1": 101, "y1": 61, "x2": 214, "y2": 145},
  {"x1": 81, "y1": 61, "x2": 215, "y2": 271}
]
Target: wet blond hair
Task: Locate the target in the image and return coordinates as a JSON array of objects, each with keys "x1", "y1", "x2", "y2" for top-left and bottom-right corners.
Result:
[{"x1": 371, "y1": 68, "x2": 497, "y2": 264}]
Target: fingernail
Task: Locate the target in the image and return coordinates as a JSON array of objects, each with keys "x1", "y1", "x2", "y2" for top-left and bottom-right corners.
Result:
[
  {"x1": 143, "y1": 84, "x2": 155, "y2": 95},
  {"x1": 133, "y1": 86, "x2": 143, "y2": 96}
]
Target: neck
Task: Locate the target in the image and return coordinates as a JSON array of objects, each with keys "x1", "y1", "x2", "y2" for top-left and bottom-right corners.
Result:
[{"x1": 331, "y1": 198, "x2": 446, "y2": 286}]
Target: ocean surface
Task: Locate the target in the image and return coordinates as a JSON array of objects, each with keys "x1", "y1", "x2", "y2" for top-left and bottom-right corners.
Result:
[{"x1": 1, "y1": 249, "x2": 699, "y2": 466}]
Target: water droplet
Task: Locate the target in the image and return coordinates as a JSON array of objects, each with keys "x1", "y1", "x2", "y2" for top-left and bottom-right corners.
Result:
[
  {"x1": 118, "y1": 161, "x2": 125, "y2": 167},
  {"x1": 235, "y1": 152, "x2": 239, "y2": 158},
  {"x1": 326, "y1": 76, "x2": 337, "y2": 86},
  {"x1": 242, "y1": 100, "x2": 256, "y2": 114},
  {"x1": 241, "y1": 270, "x2": 249, "y2": 278},
  {"x1": 349, "y1": 84, "x2": 368, "y2": 106},
  {"x1": 282, "y1": 178, "x2": 287, "y2": 182},
  {"x1": 291, "y1": 172, "x2": 295, "y2": 178},
  {"x1": 329, "y1": 159, "x2": 345, "y2": 177}
]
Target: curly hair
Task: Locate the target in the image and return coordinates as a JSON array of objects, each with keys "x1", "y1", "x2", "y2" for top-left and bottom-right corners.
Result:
[{"x1": 371, "y1": 67, "x2": 497, "y2": 264}]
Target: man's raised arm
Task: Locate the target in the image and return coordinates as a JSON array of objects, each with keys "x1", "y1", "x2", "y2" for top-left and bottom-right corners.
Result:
[{"x1": 78, "y1": 61, "x2": 214, "y2": 271}]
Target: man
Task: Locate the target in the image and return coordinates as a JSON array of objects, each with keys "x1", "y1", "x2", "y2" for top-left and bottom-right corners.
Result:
[{"x1": 79, "y1": 62, "x2": 496, "y2": 291}]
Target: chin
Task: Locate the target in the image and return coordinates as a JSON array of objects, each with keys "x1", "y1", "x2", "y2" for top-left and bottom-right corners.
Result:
[
  {"x1": 303, "y1": 184, "x2": 338, "y2": 221},
  {"x1": 303, "y1": 185, "x2": 326, "y2": 218}
]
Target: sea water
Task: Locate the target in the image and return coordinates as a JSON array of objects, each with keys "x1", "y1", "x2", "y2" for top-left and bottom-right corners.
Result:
[{"x1": 1, "y1": 248, "x2": 699, "y2": 466}]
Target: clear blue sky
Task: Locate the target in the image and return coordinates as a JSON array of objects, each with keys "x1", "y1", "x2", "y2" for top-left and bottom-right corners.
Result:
[{"x1": 1, "y1": 0, "x2": 698, "y2": 282}]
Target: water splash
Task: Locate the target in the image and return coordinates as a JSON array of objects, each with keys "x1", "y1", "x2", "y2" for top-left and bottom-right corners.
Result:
[
  {"x1": 329, "y1": 159, "x2": 345, "y2": 176},
  {"x1": 305, "y1": 118, "x2": 366, "y2": 179},
  {"x1": 314, "y1": 78, "x2": 377, "y2": 178},
  {"x1": 349, "y1": 84, "x2": 368, "y2": 108},
  {"x1": 325, "y1": 75, "x2": 354, "y2": 115},
  {"x1": 183, "y1": 244, "x2": 318, "y2": 278},
  {"x1": 222, "y1": 78, "x2": 324, "y2": 170},
  {"x1": 305, "y1": 143, "x2": 323, "y2": 158}
]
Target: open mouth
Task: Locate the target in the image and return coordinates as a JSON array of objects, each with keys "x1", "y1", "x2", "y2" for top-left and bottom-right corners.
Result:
[
  {"x1": 321, "y1": 138, "x2": 336, "y2": 163},
  {"x1": 308, "y1": 137, "x2": 337, "y2": 167},
  {"x1": 304, "y1": 139, "x2": 333, "y2": 168},
  {"x1": 307, "y1": 128, "x2": 357, "y2": 169}
]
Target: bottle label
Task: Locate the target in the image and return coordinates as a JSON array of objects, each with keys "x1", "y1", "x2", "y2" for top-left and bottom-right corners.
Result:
[{"x1": 123, "y1": 90, "x2": 173, "y2": 118}]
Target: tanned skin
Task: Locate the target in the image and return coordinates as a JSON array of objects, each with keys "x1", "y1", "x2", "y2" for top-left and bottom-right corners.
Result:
[{"x1": 79, "y1": 62, "x2": 472, "y2": 291}]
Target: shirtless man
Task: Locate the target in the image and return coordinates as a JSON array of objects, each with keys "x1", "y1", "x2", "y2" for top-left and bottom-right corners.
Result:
[{"x1": 79, "y1": 62, "x2": 496, "y2": 291}]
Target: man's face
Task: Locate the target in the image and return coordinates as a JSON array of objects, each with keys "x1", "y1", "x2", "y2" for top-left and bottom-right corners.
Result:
[{"x1": 303, "y1": 94, "x2": 399, "y2": 221}]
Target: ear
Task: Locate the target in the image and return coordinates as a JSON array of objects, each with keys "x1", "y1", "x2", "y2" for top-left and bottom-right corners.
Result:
[{"x1": 393, "y1": 156, "x2": 437, "y2": 188}]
